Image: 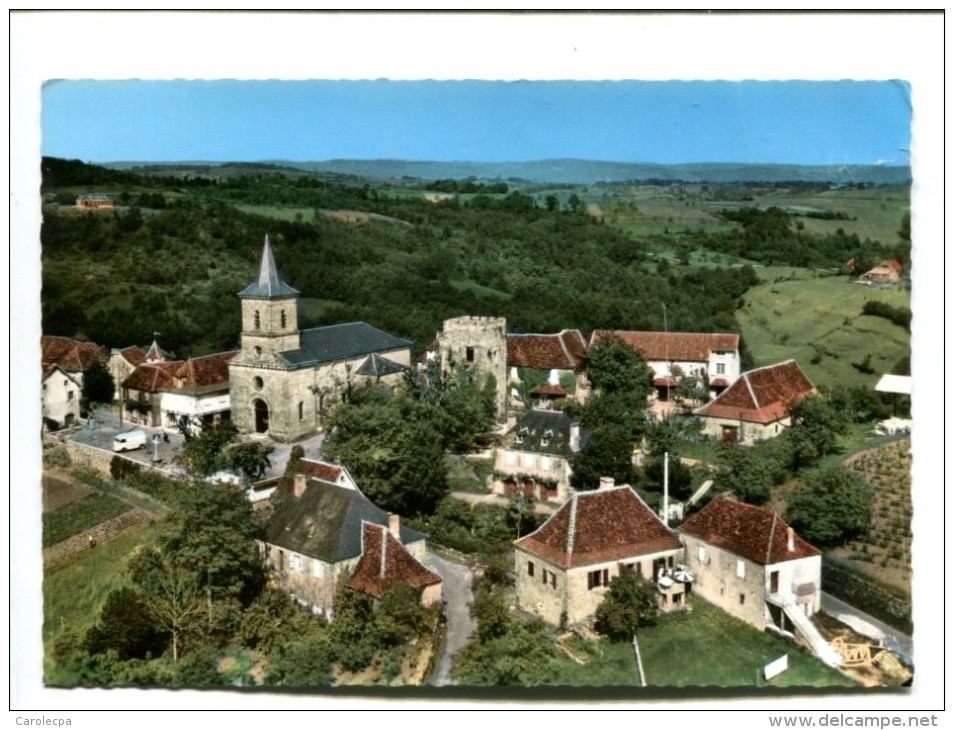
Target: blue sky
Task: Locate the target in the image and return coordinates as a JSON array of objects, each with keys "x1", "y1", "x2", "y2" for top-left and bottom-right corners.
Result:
[{"x1": 41, "y1": 79, "x2": 911, "y2": 167}]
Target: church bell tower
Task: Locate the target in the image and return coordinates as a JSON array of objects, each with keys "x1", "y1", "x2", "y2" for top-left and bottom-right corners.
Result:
[{"x1": 236, "y1": 234, "x2": 301, "y2": 366}]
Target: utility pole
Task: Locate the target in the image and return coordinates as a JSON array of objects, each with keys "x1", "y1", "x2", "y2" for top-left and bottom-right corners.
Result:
[{"x1": 663, "y1": 451, "x2": 670, "y2": 527}]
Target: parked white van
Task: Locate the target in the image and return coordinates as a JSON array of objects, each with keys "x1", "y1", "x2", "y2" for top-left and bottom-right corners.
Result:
[{"x1": 113, "y1": 429, "x2": 147, "y2": 452}]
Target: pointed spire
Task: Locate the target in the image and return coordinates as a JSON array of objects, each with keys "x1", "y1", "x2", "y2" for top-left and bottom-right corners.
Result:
[
  {"x1": 239, "y1": 234, "x2": 300, "y2": 298},
  {"x1": 144, "y1": 338, "x2": 165, "y2": 363}
]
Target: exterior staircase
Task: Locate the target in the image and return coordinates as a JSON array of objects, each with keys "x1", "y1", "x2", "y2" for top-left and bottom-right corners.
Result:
[{"x1": 767, "y1": 594, "x2": 843, "y2": 667}]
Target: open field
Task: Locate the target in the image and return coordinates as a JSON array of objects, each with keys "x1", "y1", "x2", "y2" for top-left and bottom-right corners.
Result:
[
  {"x1": 547, "y1": 597, "x2": 855, "y2": 688},
  {"x1": 598, "y1": 184, "x2": 908, "y2": 247},
  {"x1": 43, "y1": 522, "x2": 159, "y2": 647},
  {"x1": 43, "y1": 472, "x2": 92, "y2": 512},
  {"x1": 737, "y1": 270, "x2": 910, "y2": 390}
]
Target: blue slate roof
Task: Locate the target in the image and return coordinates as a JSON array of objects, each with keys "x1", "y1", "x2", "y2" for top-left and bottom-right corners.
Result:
[
  {"x1": 239, "y1": 235, "x2": 300, "y2": 299},
  {"x1": 280, "y1": 322, "x2": 413, "y2": 369},
  {"x1": 265, "y1": 479, "x2": 425, "y2": 563},
  {"x1": 355, "y1": 352, "x2": 408, "y2": 378}
]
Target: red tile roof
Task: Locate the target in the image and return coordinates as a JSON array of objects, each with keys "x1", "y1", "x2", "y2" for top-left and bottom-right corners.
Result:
[
  {"x1": 530, "y1": 384, "x2": 568, "y2": 397},
  {"x1": 591, "y1": 330, "x2": 739, "y2": 363},
  {"x1": 516, "y1": 486, "x2": 683, "y2": 569},
  {"x1": 173, "y1": 351, "x2": 237, "y2": 389},
  {"x1": 695, "y1": 360, "x2": 815, "y2": 425},
  {"x1": 117, "y1": 346, "x2": 147, "y2": 366},
  {"x1": 298, "y1": 459, "x2": 344, "y2": 483},
  {"x1": 41, "y1": 335, "x2": 107, "y2": 372},
  {"x1": 679, "y1": 495, "x2": 820, "y2": 565},
  {"x1": 122, "y1": 351, "x2": 237, "y2": 393},
  {"x1": 507, "y1": 330, "x2": 588, "y2": 370},
  {"x1": 345, "y1": 522, "x2": 442, "y2": 598},
  {"x1": 121, "y1": 361, "x2": 181, "y2": 392}
]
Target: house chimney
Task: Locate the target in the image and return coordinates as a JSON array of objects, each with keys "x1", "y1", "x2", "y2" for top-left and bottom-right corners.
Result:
[
  {"x1": 293, "y1": 473, "x2": 307, "y2": 498},
  {"x1": 389, "y1": 513, "x2": 401, "y2": 540},
  {"x1": 569, "y1": 423, "x2": 580, "y2": 452},
  {"x1": 599, "y1": 476, "x2": 615, "y2": 490},
  {"x1": 787, "y1": 526, "x2": 795, "y2": 552}
]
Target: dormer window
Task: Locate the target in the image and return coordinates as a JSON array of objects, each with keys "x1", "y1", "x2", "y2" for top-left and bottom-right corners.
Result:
[
  {"x1": 541, "y1": 429, "x2": 554, "y2": 448},
  {"x1": 515, "y1": 427, "x2": 529, "y2": 444}
]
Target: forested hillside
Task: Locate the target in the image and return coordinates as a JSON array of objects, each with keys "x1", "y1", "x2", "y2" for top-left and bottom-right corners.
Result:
[{"x1": 40, "y1": 158, "x2": 906, "y2": 361}]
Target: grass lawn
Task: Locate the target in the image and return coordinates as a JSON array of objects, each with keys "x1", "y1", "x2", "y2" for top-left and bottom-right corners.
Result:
[
  {"x1": 43, "y1": 522, "x2": 160, "y2": 648},
  {"x1": 548, "y1": 597, "x2": 855, "y2": 688}
]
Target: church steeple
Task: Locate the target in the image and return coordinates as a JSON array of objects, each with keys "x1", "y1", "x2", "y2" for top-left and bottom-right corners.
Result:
[
  {"x1": 240, "y1": 235, "x2": 300, "y2": 299},
  {"x1": 236, "y1": 235, "x2": 301, "y2": 362}
]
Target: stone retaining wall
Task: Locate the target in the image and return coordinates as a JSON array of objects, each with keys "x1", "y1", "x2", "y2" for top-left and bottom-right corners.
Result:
[{"x1": 43, "y1": 507, "x2": 153, "y2": 569}]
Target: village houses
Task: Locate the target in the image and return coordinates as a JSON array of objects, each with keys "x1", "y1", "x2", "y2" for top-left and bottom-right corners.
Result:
[
  {"x1": 40, "y1": 335, "x2": 108, "y2": 430},
  {"x1": 260, "y1": 460, "x2": 441, "y2": 617},
  {"x1": 590, "y1": 329, "x2": 741, "y2": 402},
  {"x1": 679, "y1": 495, "x2": 839, "y2": 665},
  {"x1": 513, "y1": 480, "x2": 686, "y2": 627},
  {"x1": 694, "y1": 359, "x2": 816, "y2": 445}
]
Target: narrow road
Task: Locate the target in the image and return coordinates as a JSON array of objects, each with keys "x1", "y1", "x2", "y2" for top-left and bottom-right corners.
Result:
[
  {"x1": 822, "y1": 591, "x2": 913, "y2": 664},
  {"x1": 429, "y1": 553, "x2": 475, "y2": 686}
]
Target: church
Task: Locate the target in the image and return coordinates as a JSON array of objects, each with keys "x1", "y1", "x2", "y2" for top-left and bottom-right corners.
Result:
[{"x1": 229, "y1": 236, "x2": 413, "y2": 441}]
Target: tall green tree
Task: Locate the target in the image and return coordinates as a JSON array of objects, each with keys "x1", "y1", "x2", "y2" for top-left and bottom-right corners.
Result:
[
  {"x1": 128, "y1": 552, "x2": 204, "y2": 664},
  {"x1": 323, "y1": 391, "x2": 450, "y2": 515},
  {"x1": 785, "y1": 466, "x2": 873, "y2": 548},
  {"x1": 141, "y1": 482, "x2": 266, "y2": 605},
  {"x1": 228, "y1": 441, "x2": 274, "y2": 483},
  {"x1": 715, "y1": 441, "x2": 776, "y2": 505},
  {"x1": 81, "y1": 357, "x2": 115, "y2": 410},
  {"x1": 585, "y1": 336, "x2": 654, "y2": 400},
  {"x1": 85, "y1": 588, "x2": 166, "y2": 661},
  {"x1": 452, "y1": 618, "x2": 557, "y2": 686},
  {"x1": 785, "y1": 395, "x2": 849, "y2": 470},
  {"x1": 177, "y1": 422, "x2": 240, "y2": 477}
]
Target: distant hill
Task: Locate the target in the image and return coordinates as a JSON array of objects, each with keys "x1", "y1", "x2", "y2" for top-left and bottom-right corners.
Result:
[{"x1": 105, "y1": 158, "x2": 912, "y2": 186}]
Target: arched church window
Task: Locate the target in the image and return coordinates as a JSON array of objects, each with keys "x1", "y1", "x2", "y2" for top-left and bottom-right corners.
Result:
[
  {"x1": 253, "y1": 376, "x2": 264, "y2": 391},
  {"x1": 254, "y1": 311, "x2": 260, "y2": 330},
  {"x1": 298, "y1": 401, "x2": 304, "y2": 420},
  {"x1": 281, "y1": 310, "x2": 287, "y2": 329}
]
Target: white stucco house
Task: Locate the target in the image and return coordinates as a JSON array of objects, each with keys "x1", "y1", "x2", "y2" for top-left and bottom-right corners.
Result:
[
  {"x1": 679, "y1": 495, "x2": 840, "y2": 665},
  {"x1": 590, "y1": 330, "x2": 741, "y2": 401}
]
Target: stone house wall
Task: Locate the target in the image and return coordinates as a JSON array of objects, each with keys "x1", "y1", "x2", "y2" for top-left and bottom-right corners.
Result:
[
  {"x1": 515, "y1": 545, "x2": 685, "y2": 627},
  {"x1": 493, "y1": 448, "x2": 571, "y2": 502},
  {"x1": 681, "y1": 533, "x2": 771, "y2": 629},
  {"x1": 699, "y1": 415, "x2": 790, "y2": 446}
]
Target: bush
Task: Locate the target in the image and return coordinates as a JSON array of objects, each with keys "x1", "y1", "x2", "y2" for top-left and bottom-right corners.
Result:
[
  {"x1": 594, "y1": 571, "x2": 658, "y2": 642},
  {"x1": 85, "y1": 588, "x2": 166, "y2": 661},
  {"x1": 110, "y1": 455, "x2": 142, "y2": 482},
  {"x1": 861, "y1": 301, "x2": 911, "y2": 331}
]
